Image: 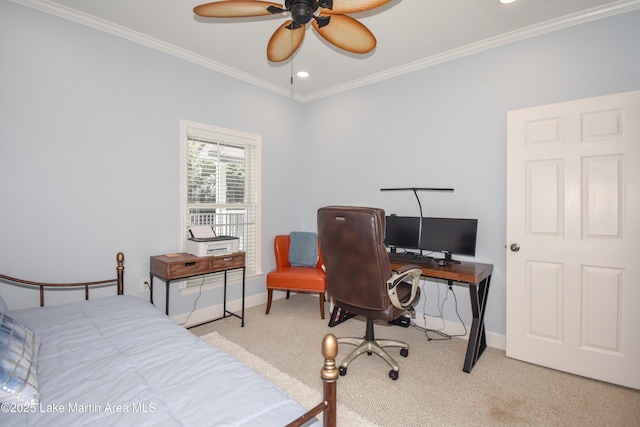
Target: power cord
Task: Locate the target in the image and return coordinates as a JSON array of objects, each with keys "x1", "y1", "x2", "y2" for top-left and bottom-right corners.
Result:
[
  {"x1": 411, "y1": 279, "x2": 468, "y2": 341},
  {"x1": 178, "y1": 275, "x2": 205, "y2": 326}
]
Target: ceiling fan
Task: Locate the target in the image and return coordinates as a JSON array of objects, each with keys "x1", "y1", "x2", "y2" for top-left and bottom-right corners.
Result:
[{"x1": 194, "y1": 0, "x2": 392, "y2": 62}]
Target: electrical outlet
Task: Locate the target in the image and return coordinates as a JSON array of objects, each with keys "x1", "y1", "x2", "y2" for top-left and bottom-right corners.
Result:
[{"x1": 140, "y1": 278, "x2": 150, "y2": 293}]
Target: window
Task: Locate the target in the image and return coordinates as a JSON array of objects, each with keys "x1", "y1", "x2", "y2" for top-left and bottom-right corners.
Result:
[{"x1": 180, "y1": 120, "x2": 261, "y2": 290}]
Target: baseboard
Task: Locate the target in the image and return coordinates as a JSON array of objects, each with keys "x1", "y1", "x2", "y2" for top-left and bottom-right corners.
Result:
[
  {"x1": 171, "y1": 291, "x2": 280, "y2": 328},
  {"x1": 173, "y1": 291, "x2": 507, "y2": 351},
  {"x1": 410, "y1": 314, "x2": 506, "y2": 351},
  {"x1": 486, "y1": 330, "x2": 506, "y2": 351}
]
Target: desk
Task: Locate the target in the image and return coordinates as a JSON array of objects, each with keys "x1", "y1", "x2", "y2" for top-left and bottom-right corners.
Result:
[
  {"x1": 149, "y1": 252, "x2": 246, "y2": 326},
  {"x1": 389, "y1": 259, "x2": 493, "y2": 373}
]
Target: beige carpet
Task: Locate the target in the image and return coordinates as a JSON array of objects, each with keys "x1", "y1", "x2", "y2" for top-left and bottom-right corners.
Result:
[
  {"x1": 191, "y1": 294, "x2": 640, "y2": 426},
  {"x1": 202, "y1": 331, "x2": 377, "y2": 427}
]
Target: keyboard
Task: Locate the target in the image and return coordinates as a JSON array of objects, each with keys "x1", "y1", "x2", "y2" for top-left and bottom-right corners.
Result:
[{"x1": 388, "y1": 251, "x2": 434, "y2": 264}]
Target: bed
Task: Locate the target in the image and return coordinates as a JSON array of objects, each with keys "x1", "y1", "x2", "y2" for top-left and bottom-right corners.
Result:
[{"x1": 0, "y1": 253, "x2": 337, "y2": 426}]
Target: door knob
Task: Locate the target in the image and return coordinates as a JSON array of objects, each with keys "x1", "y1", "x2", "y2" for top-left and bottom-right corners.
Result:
[{"x1": 510, "y1": 243, "x2": 520, "y2": 252}]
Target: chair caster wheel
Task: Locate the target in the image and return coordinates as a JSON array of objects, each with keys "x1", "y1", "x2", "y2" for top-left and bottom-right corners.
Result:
[
  {"x1": 389, "y1": 370, "x2": 399, "y2": 380},
  {"x1": 339, "y1": 366, "x2": 347, "y2": 376},
  {"x1": 400, "y1": 348, "x2": 409, "y2": 357}
]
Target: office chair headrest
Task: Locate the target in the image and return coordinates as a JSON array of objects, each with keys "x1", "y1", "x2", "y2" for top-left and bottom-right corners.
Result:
[{"x1": 317, "y1": 206, "x2": 386, "y2": 243}]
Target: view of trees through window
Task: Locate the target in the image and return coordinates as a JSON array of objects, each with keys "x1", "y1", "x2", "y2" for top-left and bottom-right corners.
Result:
[{"x1": 187, "y1": 141, "x2": 246, "y2": 205}]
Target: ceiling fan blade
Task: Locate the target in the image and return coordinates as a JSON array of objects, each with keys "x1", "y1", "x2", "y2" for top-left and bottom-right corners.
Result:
[
  {"x1": 321, "y1": 0, "x2": 392, "y2": 15},
  {"x1": 312, "y1": 14, "x2": 376, "y2": 54},
  {"x1": 267, "y1": 20, "x2": 305, "y2": 62},
  {"x1": 194, "y1": 1, "x2": 284, "y2": 18}
]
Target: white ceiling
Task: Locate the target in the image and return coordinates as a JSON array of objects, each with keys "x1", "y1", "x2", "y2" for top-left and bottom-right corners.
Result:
[{"x1": 13, "y1": 0, "x2": 640, "y2": 101}]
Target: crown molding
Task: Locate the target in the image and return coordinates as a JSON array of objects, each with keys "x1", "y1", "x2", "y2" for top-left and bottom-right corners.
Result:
[
  {"x1": 299, "y1": 0, "x2": 640, "y2": 102},
  {"x1": 11, "y1": 0, "x2": 640, "y2": 103},
  {"x1": 9, "y1": 0, "x2": 292, "y2": 99}
]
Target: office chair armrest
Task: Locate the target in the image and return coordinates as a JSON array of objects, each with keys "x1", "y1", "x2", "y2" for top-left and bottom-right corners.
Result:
[
  {"x1": 394, "y1": 264, "x2": 420, "y2": 276},
  {"x1": 387, "y1": 266, "x2": 422, "y2": 310}
]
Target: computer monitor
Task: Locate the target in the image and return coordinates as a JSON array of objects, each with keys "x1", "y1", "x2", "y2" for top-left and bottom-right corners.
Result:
[
  {"x1": 419, "y1": 217, "x2": 478, "y2": 264},
  {"x1": 384, "y1": 215, "x2": 420, "y2": 249}
]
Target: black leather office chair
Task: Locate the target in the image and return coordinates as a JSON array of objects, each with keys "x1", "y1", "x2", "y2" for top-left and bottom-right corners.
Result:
[{"x1": 317, "y1": 206, "x2": 422, "y2": 380}]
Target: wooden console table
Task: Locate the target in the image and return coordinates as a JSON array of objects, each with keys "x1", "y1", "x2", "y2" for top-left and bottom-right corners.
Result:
[
  {"x1": 389, "y1": 258, "x2": 493, "y2": 373},
  {"x1": 149, "y1": 252, "x2": 246, "y2": 326}
]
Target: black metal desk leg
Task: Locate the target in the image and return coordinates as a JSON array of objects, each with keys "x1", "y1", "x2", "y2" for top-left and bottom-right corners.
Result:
[
  {"x1": 241, "y1": 267, "x2": 245, "y2": 327},
  {"x1": 149, "y1": 274, "x2": 154, "y2": 305},
  {"x1": 165, "y1": 280, "x2": 171, "y2": 316},
  {"x1": 463, "y1": 274, "x2": 491, "y2": 373},
  {"x1": 223, "y1": 270, "x2": 228, "y2": 318}
]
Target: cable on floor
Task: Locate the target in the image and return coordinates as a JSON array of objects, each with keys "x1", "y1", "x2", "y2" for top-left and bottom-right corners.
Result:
[{"x1": 411, "y1": 279, "x2": 468, "y2": 341}]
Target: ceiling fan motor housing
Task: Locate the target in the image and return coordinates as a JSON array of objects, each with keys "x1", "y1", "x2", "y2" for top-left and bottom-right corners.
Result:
[
  {"x1": 286, "y1": 0, "x2": 316, "y2": 25},
  {"x1": 286, "y1": 0, "x2": 333, "y2": 25}
]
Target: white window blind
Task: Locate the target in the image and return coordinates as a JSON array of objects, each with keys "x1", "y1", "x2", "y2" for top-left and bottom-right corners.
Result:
[{"x1": 180, "y1": 121, "x2": 261, "y2": 290}]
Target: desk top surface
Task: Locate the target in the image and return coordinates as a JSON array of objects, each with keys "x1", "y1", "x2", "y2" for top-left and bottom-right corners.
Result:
[
  {"x1": 150, "y1": 252, "x2": 244, "y2": 263},
  {"x1": 150, "y1": 252, "x2": 203, "y2": 263},
  {"x1": 389, "y1": 259, "x2": 493, "y2": 285}
]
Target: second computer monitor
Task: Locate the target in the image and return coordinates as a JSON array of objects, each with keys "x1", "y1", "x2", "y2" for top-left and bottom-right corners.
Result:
[{"x1": 419, "y1": 217, "x2": 478, "y2": 261}]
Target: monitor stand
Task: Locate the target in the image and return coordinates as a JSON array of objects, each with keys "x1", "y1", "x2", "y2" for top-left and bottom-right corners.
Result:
[{"x1": 437, "y1": 252, "x2": 461, "y2": 266}]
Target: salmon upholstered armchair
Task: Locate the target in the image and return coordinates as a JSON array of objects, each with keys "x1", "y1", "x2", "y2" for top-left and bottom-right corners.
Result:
[{"x1": 266, "y1": 234, "x2": 327, "y2": 319}]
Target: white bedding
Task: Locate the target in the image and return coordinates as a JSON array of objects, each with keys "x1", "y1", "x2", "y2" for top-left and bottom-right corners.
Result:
[{"x1": 1, "y1": 295, "x2": 314, "y2": 426}]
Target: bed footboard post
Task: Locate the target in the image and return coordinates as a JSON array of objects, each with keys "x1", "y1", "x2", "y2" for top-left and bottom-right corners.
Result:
[
  {"x1": 116, "y1": 252, "x2": 125, "y2": 295},
  {"x1": 321, "y1": 333, "x2": 338, "y2": 427},
  {"x1": 285, "y1": 334, "x2": 339, "y2": 427}
]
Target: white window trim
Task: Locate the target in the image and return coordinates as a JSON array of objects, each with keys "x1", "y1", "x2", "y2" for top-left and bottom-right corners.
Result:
[{"x1": 179, "y1": 120, "x2": 262, "y2": 294}]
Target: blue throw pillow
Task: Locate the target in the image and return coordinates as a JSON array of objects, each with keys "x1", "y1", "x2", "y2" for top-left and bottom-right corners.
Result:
[
  {"x1": 289, "y1": 232, "x2": 319, "y2": 267},
  {"x1": 0, "y1": 312, "x2": 40, "y2": 404}
]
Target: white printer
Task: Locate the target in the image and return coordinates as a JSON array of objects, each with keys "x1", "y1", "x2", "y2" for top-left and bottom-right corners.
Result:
[{"x1": 185, "y1": 225, "x2": 240, "y2": 257}]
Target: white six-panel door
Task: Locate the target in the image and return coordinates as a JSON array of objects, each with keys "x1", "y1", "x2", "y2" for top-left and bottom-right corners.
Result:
[{"x1": 506, "y1": 90, "x2": 640, "y2": 390}]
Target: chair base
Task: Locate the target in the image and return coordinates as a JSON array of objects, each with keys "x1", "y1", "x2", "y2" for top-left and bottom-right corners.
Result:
[
  {"x1": 336, "y1": 318, "x2": 409, "y2": 379},
  {"x1": 338, "y1": 337, "x2": 408, "y2": 372}
]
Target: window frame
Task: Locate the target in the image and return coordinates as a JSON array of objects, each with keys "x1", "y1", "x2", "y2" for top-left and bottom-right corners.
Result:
[{"x1": 179, "y1": 120, "x2": 262, "y2": 292}]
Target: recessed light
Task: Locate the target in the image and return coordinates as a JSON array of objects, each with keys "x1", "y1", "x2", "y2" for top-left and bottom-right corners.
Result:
[
  {"x1": 499, "y1": 0, "x2": 517, "y2": 4},
  {"x1": 296, "y1": 71, "x2": 310, "y2": 78}
]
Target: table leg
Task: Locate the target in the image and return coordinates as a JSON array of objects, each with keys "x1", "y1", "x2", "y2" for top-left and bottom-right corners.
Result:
[
  {"x1": 328, "y1": 306, "x2": 356, "y2": 327},
  {"x1": 165, "y1": 280, "x2": 171, "y2": 316},
  {"x1": 241, "y1": 267, "x2": 245, "y2": 327},
  {"x1": 223, "y1": 270, "x2": 228, "y2": 318},
  {"x1": 463, "y1": 274, "x2": 492, "y2": 373},
  {"x1": 149, "y1": 274, "x2": 154, "y2": 305}
]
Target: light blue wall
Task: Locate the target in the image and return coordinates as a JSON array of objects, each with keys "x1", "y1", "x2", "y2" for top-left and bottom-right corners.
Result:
[
  {"x1": 1, "y1": 1, "x2": 639, "y2": 336},
  {"x1": 0, "y1": 1, "x2": 306, "y2": 311},
  {"x1": 301, "y1": 10, "x2": 640, "y2": 335}
]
